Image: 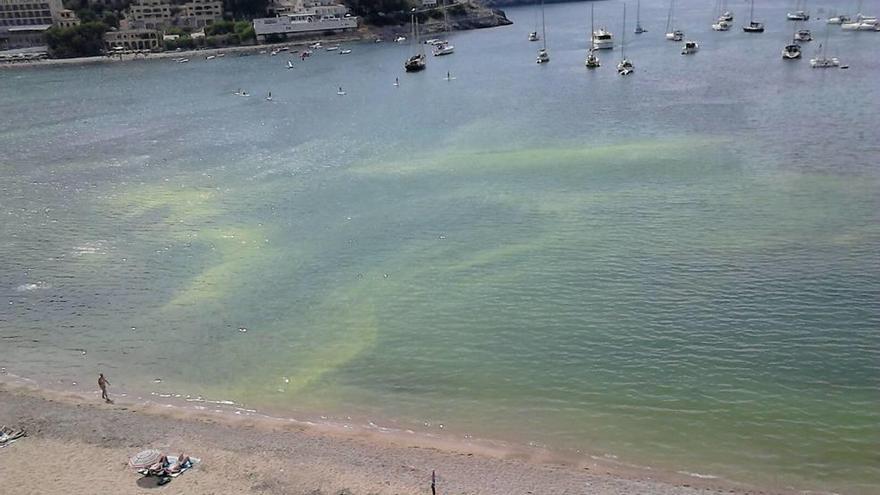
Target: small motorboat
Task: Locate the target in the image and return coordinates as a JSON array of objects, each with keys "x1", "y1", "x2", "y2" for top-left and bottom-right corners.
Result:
[
  {"x1": 719, "y1": 11, "x2": 734, "y2": 22},
  {"x1": 395, "y1": 36, "x2": 406, "y2": 43},
  {"x1": 787, "y1": 11, "x2": 810, "y2": 21},
  {"x1": 827, "y1": 14, "x2": 850, "y2": 24},
  {"x1": 337, "y1": 87, "x2": 346, "y2": 95},
  {"x1": 617, "y1": 59, "x2": 633, "y2": 75},
  {"x1": 339, "y1": 49, "x2": 352, "y2": 54},
  {"x1": 528, "y1": 31, "x2": 539, "y2": 41},
  {"x1": 681, "y1": 40, "x2": 699, "y2": 55},
  {"x1": 205, "y1": 55, "x2": 216, "y2": 60},
  {"x1": 795, "y1": 29, "x2": 811, "y2": 42},
  {"x1": 325, "y1": 46, "x2": 339, "y2": 51}
]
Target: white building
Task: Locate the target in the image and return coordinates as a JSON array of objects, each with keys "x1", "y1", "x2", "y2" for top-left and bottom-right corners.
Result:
[
  {"x1": 253, "y1": 11, "x2": 356, "y2": 42},
  {"x1": 127, "y1": 0, "x2": 223, "y2": 30}
]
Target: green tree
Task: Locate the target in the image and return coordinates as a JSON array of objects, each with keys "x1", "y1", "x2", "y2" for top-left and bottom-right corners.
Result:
[{"x1": 45, "y1": 22, "x2": 108, "y2": 58}]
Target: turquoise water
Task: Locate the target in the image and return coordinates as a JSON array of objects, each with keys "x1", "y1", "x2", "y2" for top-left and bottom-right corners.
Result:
[{"x1": 1, "y1": 1, "x2": 879, "y2": 492}]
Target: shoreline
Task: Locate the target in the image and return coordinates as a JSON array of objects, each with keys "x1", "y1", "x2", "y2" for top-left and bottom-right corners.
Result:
[
  {"x1": 0, "y1": 377, "x2": 797, "y2": 495},
  {"x1": 0, "y1": 35, "x2": 366, "y2": 70}
]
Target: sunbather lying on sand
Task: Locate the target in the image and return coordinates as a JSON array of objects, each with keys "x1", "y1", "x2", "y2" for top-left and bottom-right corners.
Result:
[{"x1": 146, "y1": 453, "x2": 192, "y2": 476}]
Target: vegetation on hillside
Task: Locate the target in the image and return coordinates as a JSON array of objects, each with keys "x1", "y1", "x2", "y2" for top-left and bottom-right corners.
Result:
[{"x1": 45, "y1": 22, "x2": 108, "y2": 58}]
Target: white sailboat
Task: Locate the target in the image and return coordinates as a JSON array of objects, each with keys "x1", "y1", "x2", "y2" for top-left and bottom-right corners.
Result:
[
  {"x1": 783, "y1": 21, "x2": 803, "y2": 59},
  {"x1": 827, "y1": 12, "x2": 851, "y2": 24},
  {"x1": 433, "y1": 5, "x2": 455, "y2": 56},
  {"x1": 719, "y1": 0, "x2": 734, "y2": 22},
  {"x1": 810, "y1": 25, "x2": 839, "y2": 68},
  {"x1": 529, "y1": 0, "x2": 540, "y2": 41},
  {"x1": 665, "y1": 0, "x2": 683, "y2": 41},
  {"x1": 743, "y1": 0, "x2": 764, "y2": 33},
  {"x1": 586, "y1": 3, "x2": 600, "y2": 68},
  {"x1": 537, "y1": 0, "x2": 550, "y2": 63},
  {"x1": 287, "y1": 60, "x2": 294, "y2": 69},
  {"x1": 618, "y1": 3, "x2": 634, "y2": 76},
  {"x1": 635, "y1": 0, "x2": 646, "y2": 34},
  {"x1": 787, "y1": 0, "x2": 810, "y2": 21},
  {"x1": 712, "y1": 0, "x2": 732, "y2": 30}
]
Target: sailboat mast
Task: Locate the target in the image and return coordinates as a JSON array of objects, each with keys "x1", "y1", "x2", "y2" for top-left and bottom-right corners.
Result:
[
  {"x1": 590, "y1": 3, "x2": 595, "y2": 47},
  {"x1": 636, "y1": 0, "x2": 640, "y2": 26},
  {"x1": 750, "y1": 0, "x2": 755, "y2": 23},
  {"x1": 621, "y1": 3, "x2": 626, "y2": 59},
  {"x1": 666, "y1": 0, "x2": 674, "y2": 32},
  {"x1": 541, "y1": 0, "x2": 547, "y2": 50}
]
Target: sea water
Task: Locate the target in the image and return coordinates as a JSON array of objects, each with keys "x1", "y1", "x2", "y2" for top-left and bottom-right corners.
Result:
[{"x1": 1, "y1": 1, "x2": 878, "y2": 493}]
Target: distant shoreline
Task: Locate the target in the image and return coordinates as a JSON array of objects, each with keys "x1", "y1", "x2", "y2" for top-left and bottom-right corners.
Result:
[
  {"x1": 0, "y1": 34, "x2": 365, "y2": 70},
  {"x1": 0, "y1": 376, "x2": 796, "y2": 495}
]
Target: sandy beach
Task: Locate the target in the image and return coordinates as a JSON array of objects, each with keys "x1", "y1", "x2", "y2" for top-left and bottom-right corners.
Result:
[{"x1": 0, "y1": 381, "x2": 790, "y2": 495}]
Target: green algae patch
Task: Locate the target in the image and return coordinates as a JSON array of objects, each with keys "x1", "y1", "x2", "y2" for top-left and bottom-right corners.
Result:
[
  {"x1": 353, "y1": 137, "x2": 725, "y2": 177},
  {"x1": 165, "y1": 226, "x2": 283, "y2": 309},
  {"x1": 194, "y1": 276, "x2": 381, "y2": 403}
]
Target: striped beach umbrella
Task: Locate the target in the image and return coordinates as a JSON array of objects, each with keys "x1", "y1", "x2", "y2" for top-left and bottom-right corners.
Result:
[{"x1": 128, "y1": 449, "x2": 163, "y2": 469}]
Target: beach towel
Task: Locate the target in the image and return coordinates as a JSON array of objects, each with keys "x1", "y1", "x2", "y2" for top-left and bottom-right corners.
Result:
[{"x1": 167, "y1": 456, "x2": 200, "y2": 477}]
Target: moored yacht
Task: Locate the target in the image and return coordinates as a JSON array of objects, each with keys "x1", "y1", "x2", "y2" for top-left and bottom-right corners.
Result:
[
  {"x1": 827, "y1": 14, "x2": 850, "y2": 24},
  {"x1": 586, "y1": 4, "x2": 601, "y2": 68},
  {"x1": 743, "y1": 0, "x2": 764, "y2": 32},
  {"x1": 593, "y1": 27, "x2": 614, "y2": 49},
  {"x1": 811, "y1": 25, "x2": 839, "y2": 68},
  {"x1": 795, "y1": 29, "x2": 811, "y2": 41},
  {"x1": 536, "y1": 0, "x2": 549, "y2": 63},
  {"x1": 618, "y1": 3, "x2": 633, "y2": 76},
  {"x1": 712, "y1": 19, "x2": 731, "y2": 31},
  {"x1": 665, "y1": 0, "x2": 683, "y2": 40},
  {"x1": 782, "y1": 43, "x2": 801, "y2": 59},
  {"x1": 537, "y1": 48, "x2": 550, "y2": 64},
  {"x1": 433, "y1": 42, "x2": 454, "y2": 56},
  {"x1": 404, "y1": 12, "x2": 426, "y2": 72},
  {"x1": 635, "y1": 0, "x2": 646, "y2": 34},
  {"x1": 666, "y1": 29, "x2": 684, "y2": 41},
  {"x1": 787, "y1": 11, "x2": 809, "y2": 21}
]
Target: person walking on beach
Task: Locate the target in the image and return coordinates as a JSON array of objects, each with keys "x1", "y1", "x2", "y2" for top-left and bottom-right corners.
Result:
[{"x1": 98, "y1": 373, "x2": 112, "y2": 403}]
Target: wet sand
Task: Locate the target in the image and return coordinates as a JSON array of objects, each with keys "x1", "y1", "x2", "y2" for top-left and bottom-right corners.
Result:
[{"x1": 0, "y1": 382, "x2": 792, "y2": 495}]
